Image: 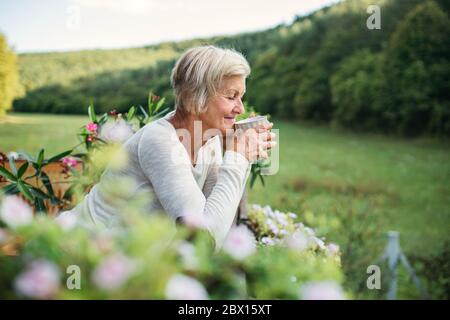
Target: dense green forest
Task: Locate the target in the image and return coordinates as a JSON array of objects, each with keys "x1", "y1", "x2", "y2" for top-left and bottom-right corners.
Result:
[{"x1": 11, "y1": 0, "x2": 450, "y2": 136}]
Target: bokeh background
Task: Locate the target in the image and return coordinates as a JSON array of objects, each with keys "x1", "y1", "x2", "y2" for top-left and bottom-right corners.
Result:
[{"x1": 0, "y1": 0, "x2": 449, "y2": 299}]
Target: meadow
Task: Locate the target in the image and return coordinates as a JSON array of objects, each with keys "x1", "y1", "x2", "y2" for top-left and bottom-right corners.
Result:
[{"x1": 1, "y1": 112, "x2": 449, "y2": 298}]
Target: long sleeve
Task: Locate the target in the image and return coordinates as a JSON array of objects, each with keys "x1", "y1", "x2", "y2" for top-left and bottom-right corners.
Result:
[
  {"x1": 202, "y1": 164, "x2": 219, "y2": 198},
  {"x1": 137, "y1": 125, "x2": 250, "y2": 249}
]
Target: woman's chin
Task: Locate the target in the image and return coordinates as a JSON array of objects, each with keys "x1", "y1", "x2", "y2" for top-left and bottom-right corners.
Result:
[{"x1": 222, "y1": 123, "x2": 235, "y2": 134}]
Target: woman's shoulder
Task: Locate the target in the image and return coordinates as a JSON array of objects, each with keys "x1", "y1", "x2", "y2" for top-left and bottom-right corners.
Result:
[{"x1": 135, "y1": 114, "x2": 180, "y2": 148}]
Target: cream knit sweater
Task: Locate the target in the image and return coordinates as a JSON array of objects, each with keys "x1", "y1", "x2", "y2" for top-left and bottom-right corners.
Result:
[{"x1": 58, "y1": 110, "x2": 251, "y2": 249}]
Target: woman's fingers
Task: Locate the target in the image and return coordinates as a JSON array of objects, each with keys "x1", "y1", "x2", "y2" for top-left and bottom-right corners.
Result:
[
  {"x1": 261, "y1": 141, "x2": 277, "y2": 150},
  {"x1": 259, "y1": 132, "x2": 276, "y2": 142},
  {"x1": 258, "y1": 149, "x2": 269, "y2": 160},
  {"x1": 255, "y1": 122, "x2": 273, "y2": 133}
]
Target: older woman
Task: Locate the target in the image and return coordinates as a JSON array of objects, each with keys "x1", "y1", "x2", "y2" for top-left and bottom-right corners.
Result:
[{"x1": 58, "y1": 45, "x2": 275, "y2": 249}]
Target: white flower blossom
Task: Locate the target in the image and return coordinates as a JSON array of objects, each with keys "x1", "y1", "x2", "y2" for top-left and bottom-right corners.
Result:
[
  {"x1": 304, "y1": 227, "x2": 316, "y2": 237},
  {"x1": 55, "y1": 211, "x2": 78, "y2": 231},
  {"x1": 300, "y1": 281, "x2": 346, "y2": 300},
  {"x1": 326, "y1": 243, "x2": 340, "y2": 257},
  {"x1": 278, "y1": 218, "x2": 289, "y2": 227},
  {"x1": 0, "y1": 195, "x2": 33, "y2": 228},
  {"x1": 261, "y1": 236, "x2": 275, "y2": 246},
  {"x1": 14, "y1": 260, "x2": 60, "y2": 299},
  {"x1": 7, "y1": 151, "x2": 19, "y2": 160},
  {"x1": 270, "y1": 224, "x2": 279, "y2": 235},
  {"x1": 99, "y1": 119, "x2": 134, "y2": 143},
  {"x1": 285, "y1": 230, "x2": 309, "y2": 251},
  {"x1": 165, "y1": 274, "x2": 209, "y2": 300},
  {"x1": 223, "y1": 225, "x2": 256, "y2": 260},
  {"x1": 92, "y1": 253, "x2": 137, "y2": 291},
  {"x1": 310, "y1": 237, "x2": 326, "y2": 250}
]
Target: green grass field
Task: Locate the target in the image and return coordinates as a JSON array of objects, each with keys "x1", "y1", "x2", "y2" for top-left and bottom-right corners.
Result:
[{"x1": 1, "y1": 113, "x2": 449, "y2": 298}]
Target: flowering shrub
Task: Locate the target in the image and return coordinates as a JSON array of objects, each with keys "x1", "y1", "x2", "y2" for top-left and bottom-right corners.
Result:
[
  {"x1": 245, "y1": 204, "x2": 341, "y2": 262},
  {"x1": 0, "y1": 188, "x2": 346, "y2": 299},
  {"x1": 0, "y1": 148, "x2": 75, "y2": 214},
  {"x1": 0, "y1": 94, "x2": 169, "y2": 214},
  {"x1": 0, "y1": 96, "x2": 347, "y2": 299}
]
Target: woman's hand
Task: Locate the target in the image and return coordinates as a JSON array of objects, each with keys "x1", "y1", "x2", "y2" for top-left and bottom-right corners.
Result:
[{"x1": 226, "y1": 122, "x2": 276, "y2": 163}]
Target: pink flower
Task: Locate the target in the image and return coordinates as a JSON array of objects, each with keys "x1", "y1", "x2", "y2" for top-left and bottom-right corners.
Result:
[
  {"x1": 0, "y1": 195, "x2": 33, "y2": 228},
  {"x1": 14, "y1": 260, "x2": 61, "y2": 299},
  {"x1": 223, "y1": 225, "x2": 256, "y2": 260},
  {"x1": 91, "y1": 253, "x2": 137, "y2": 291},
  {"x1": 165, "y1": 274, "x2": 208, "y2": 300},
  {"x1": 300, "y1": 281, "x2": 346, "y2": 300},
  {"x1": 86, "y1": 122, "x2": 98, "y2": 133},
  {"x1": 61, "y1": 157, "x2": 78, "y2": 168},
  {"x1": 87, "y1": 135, "x2": 94, "y2": 142}
]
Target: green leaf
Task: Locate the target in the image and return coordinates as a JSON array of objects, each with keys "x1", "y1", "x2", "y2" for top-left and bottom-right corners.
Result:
[
  {"x1": 250, "y1": 172, "x2": 258, "y2": 189},
  {"x1": 148, "y1": 91, "x2": 154, "y2": 114},
  {"x1": 0, "y1": 166, "x2": 16, "y2": 181},
  {"x1": 139, "y1": 105, "x2": 149, "y2": 118},
  {"x1": 37, "y1": 148, "x2": 44, "y2": 167},
  {"x1": 127, "y1": 106, "x2": 136, "y2": 121},
  {"x1": 17, "y1": 162, "x2": 29, "y2": 178},
  {"x1": 39, "y1": 171, "x2": 55, "y2": 197},
  {"x1": 99, "y1": 113, "x2": 108, "y2": 125},
  {"x1": 34, "y1": 197, "x2": 46, "y2": 214},
  {"x1": 2, "y1": 183, "x2": 18, "y2": 194},
  {"x1": 152, "y1": 107, "x2": 170, "y2": 119},
  {"x1": 9, "y1": 157, "x2": 17, "y2": 175},
  {"x1": 29, "y1": 187, "x2": 50, "y2": 200},
  {"x1": 48, "y1": 149, "x2": 73, "y2": 163},
  {"x1": 50, "y1": 196, "x2": 61, "y2": 205},
  {"x1": 88, "y1": 104, "x2": 97, "y2": 123},
  {"x1": 63, "y1": 184, "x2": 76, "y2": 200},
  {"x1": 31, "y1": 162, "x2": 39, "y2": 171},
  {"x1": 154, "y1": 97, "x2": 166, "y2": 113},
  {"x1": 259, "y1": 174, "x2": 265, "y2": 187},
  {"x1": 71, "y1": 152, "x2": 86, "y2": 157},
  {"x1": 17, "y1": 180, "x2": 34, "y2": 201}
]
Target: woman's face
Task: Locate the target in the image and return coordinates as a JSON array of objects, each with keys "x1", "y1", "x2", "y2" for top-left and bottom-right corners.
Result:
[{"x1": 199, "y1": 75, "x2": 246, "y2": 135}]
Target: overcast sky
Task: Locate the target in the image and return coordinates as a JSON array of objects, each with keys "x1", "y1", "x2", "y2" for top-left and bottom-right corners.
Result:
[{"x1": 0, "y1": 0, "x2": 341, "y2": 53}]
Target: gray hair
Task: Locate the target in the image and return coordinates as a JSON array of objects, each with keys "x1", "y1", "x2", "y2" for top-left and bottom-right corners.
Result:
[{"x1": 170, "y1": 45, "x2": 251, "y2": 115}]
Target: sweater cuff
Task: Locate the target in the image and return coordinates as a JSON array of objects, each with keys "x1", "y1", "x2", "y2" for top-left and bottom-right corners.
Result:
[{"x1": 223, "y1": 150, "x2": 249, "y2": 168}]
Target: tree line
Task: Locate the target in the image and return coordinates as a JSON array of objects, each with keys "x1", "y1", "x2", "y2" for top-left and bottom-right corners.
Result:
[{"x1": 3, "y1": 0, "x2": 450, "y2": 136}]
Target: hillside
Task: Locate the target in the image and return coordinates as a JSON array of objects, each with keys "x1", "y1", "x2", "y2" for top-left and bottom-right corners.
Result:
[{"x1": 12, "y1": 0, "x2": 450, "y2": 136}]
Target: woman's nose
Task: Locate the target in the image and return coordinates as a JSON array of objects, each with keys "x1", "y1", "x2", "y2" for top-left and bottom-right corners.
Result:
[{"x1": 234, "y1": 99, "x2": 244, "y2": 115}]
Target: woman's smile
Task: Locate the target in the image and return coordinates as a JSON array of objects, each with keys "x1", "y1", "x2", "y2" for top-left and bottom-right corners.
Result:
[{"x1": 224, "y1": 116, "x2": 236, "y2": 125}]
